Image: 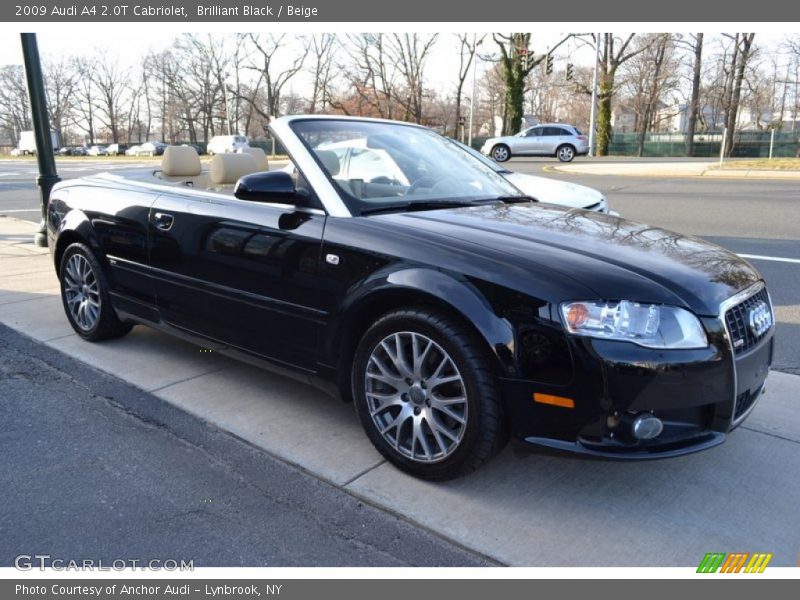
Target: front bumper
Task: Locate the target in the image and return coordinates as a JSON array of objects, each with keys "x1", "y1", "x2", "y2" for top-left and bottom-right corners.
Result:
[{"x1": 501, "y1": 285, "x2": 774, "y2": 458}]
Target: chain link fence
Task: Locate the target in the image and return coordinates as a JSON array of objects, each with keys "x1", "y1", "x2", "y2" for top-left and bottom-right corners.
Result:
[{"x1": 608, "y1": 131, "x2": 800, "y2": 158}]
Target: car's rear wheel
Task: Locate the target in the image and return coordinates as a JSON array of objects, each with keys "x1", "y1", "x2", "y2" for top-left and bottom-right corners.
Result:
[
  {"x1": 352, "y1": 308, "x2": 505, "y2": 480},
  {"x1": 491, "y1": 144, "x2": 511, "y2": 162},
  {"x1": 556, "y1": 144, "x2": 576, "y2": 162},
  {"x1": 59, "y1": 243, "x2": 133, "y2": 342}
]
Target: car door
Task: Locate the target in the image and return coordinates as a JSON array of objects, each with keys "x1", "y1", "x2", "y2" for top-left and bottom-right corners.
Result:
[
  {"x1": 515, "y1": 127, "x2": 543, "y2": 155},
  {"x1": 78, "y1": 185, "x2": 159, "y2": 320},
  {"x1": 147, "y1": 188, "x2": 328, "y2": 371},
  {"x1": 541, "y1": 126, "x2": 569, "y2": 154}
]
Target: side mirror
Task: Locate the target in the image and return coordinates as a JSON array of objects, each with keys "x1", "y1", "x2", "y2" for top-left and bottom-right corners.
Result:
[{"x1": 234, "y1": 171, "x2": 298, "y2": 203}]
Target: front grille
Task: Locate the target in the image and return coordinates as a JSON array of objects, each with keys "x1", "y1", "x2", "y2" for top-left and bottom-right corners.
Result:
[{"x1": 724, "y1": 287, "x2": 772, "y2": 355}]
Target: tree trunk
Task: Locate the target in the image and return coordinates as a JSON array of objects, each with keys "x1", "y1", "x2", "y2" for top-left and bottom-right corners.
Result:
[
  {"x1": 503, "y1": 72, "x2": 525, "y2": 136},
  {"x1": 596, "y1": 82, "x2": 613, "y2": 156},
  {"x1": 685, "y1": 33, "x2": 703, "y2": 157}
]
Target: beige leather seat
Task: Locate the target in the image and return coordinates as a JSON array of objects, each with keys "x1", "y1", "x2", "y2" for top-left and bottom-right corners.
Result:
[
  {"x1": 155, "y1": 146, "x2": 208, "y2": 187},
  {"x1": 208, "y1": 153, "x2": 261, "y2": 191},
  {"x1": 238, "y1": 147, "x2": 270, "y2": 170}
]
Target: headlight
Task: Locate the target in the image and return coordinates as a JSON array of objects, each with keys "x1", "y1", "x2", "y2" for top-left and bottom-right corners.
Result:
[{"x1": 560, "y1": 300, "x2": 708, "y2": 349}]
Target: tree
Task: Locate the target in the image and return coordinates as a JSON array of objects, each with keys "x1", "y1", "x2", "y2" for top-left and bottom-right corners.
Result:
[
  {"x1": 594, "y1": 33, "x2": 655, "y2": 156},
  {"x1": 683, "y1": 34, "x2": 704, "y2": 156},
  {"x1": 388, "y1": 34, "x2": 438, "y2": 123},
  {"x1": 245, "y1": 34, "x2": 309, "y2": 119},
  {"x1": 492, "y1": 33, "x2": 571, "y2": 135},
  {"x1": 308, "y1": 33, "x2": 337, "y2": 114},
  {"x1": 333, "y1": 34, "x2": 398, "y2": 119},
  {"x1": 44, "y1": 58, "x2": 77, "y2": 144},
  {"x1": 620, "y1": 34, "x2": 678, "y2": 156},
  {"x1": 453, "y1": 34, "x2": 485, "y2": 137},
  {"x1": 93, "y1": 57, "x2": 130, "y2": 143},
  {"x1": 72, "y1": 57, "x2": 98, "y2": 144},
  {"x1": 0, "y1": 65, "x2": 32, "y2": 146},
  {"x1": 721, "y1": 33, "x2": 756, "y2": 156}
]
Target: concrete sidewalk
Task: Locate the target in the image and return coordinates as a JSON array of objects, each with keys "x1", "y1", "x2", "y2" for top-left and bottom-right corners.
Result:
[
  {"x1": 549, "y1": 160, "x2": 800, "y2": 180},
  {"x1": 2, "y1": 215, "x2": 800, "y2": 567}
]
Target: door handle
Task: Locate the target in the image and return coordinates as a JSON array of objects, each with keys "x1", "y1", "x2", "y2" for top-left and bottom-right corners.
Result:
[{"x1": 153, "y1": 212, "x2": 174, "y2": 230}]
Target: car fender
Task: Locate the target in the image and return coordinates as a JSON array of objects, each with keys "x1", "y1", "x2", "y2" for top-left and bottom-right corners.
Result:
[
  {"x1": 52, "y1": 207, "x2": 105, "y2": 269},
  {"x1": 329, "y1": 266, "x2": 517, "y2": 375}
]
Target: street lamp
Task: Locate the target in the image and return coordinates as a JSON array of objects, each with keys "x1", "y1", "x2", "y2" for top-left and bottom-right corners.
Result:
[
  {"x1": 588, "y1": 32, "x2": 601, "y2": 157},
  {"x1": 20, "y1": 33, "x2": 60, "y2": 248},
  {"x1": 468, "y1": 35, "x2": 484, "y2": 147}
]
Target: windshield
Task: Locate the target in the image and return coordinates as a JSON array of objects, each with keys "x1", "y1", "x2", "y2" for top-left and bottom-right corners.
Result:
[{"x1": 290, "y1": 119, "x2": 525, "y2": 215}]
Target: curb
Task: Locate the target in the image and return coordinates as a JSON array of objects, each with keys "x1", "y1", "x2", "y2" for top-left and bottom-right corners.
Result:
[{"x1": 548, "y1": 164, "x2": 800, "y2": 180}]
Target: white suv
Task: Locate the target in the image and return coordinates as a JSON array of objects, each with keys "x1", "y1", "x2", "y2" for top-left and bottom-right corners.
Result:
[{"x1": 207, "y1": 135, "x2": 249, "y2": 155}]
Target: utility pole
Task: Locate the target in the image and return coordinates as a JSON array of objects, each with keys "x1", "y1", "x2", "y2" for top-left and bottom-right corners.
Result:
[
  {"x1": 468, "y1": 34, "x2": 483, "y2": 147},
  {"x1": 588, "y1": 33, "x2": 601, "y2": 157},
  {"x1": 20, "y1": 33, "x2": 60, "y2": 248}
]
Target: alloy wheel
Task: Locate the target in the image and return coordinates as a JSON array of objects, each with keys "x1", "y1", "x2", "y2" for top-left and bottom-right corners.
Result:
[
  {"x1": 558, "y1": 146, "x2": 575, "y2": 162},
  {"x1": 492, "y1": 146, "x2": 509, "y2": 162},
  {"x1": 63, "y1": 253, "x2": 101, "y2": 331},
  {"x1": 365, "y1": 331, "x2": 468, "y2": 463}
]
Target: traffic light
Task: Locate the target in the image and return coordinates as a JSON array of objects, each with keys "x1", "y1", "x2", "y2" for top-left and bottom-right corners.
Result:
[
  {"x1": 545, "y1": 54, "x2": 554, "y2": 76},
  {"x1": 566, "y1": 63, "x2": 574, "y2": 81}
]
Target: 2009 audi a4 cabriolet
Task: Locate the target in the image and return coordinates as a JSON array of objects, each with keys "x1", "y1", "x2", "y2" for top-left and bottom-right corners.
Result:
[{"x1": 47, "y1": 116, "x2": 775, "y2": 480}]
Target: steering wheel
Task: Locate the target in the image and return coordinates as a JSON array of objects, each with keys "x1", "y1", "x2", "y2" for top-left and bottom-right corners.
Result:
[{"x1": 405, "y1": 176, "x2": 439, "y2": 195}]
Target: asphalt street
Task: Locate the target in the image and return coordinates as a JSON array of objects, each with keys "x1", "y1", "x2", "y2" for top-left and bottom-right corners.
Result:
[
  {"x1": 0, "y1": 322, "x2": 490, "y2": 567},
  {"x1": 1, "y1": 156, "x2": 798, "y2": 374}
]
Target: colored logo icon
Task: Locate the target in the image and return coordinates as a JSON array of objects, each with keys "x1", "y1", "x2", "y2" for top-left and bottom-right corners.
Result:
[{"x1": 697, "y1": 552, "x2": 772, "y2": 573}]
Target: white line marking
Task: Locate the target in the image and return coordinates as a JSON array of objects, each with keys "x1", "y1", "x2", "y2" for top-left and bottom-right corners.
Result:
[
  {"x1": 0, "y1": 209, "x2": 40, "y2": 213},
  {"x1": 738, "y1": 253, "x2": 800, "y2": 265}
]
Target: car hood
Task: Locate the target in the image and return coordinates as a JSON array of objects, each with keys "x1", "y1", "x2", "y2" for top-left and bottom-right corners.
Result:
[
  {"x1": 373, "y1": 203, "x2": 760, "y2": 316},
  {"x1": 501, "y1": 172, "x2": 604, "y2": 209}
]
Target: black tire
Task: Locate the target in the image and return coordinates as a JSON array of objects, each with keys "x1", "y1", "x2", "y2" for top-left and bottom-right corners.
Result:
[
  {"x1": 556, "y1": 144, "x2": 576, "y2": 162},
  {"x1": 59, "y1": 242, "x2": 133, "y2": 342},
  {"x1": 352, "y1": 307, "x2": 506, "y2": 480},
  {"x1": 491, "y1": 144, "x2": 511, "y2": 162}
]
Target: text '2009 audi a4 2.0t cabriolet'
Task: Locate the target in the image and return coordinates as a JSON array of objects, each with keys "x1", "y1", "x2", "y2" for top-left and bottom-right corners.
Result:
[{"x1": 47, "y1": 116, "x2": 775, "y2": 480}]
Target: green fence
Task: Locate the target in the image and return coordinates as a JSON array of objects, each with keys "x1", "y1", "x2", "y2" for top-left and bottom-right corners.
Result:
[{"x1": 608, "y1": 131, "x2": 800, "y2": 158}]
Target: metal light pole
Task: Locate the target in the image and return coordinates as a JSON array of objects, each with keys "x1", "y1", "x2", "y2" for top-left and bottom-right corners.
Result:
[
  {"x1": 588, "y1": 33, "x2": 601, "y2": 157},
  {"x1": 20, "y1": 33, "x2": 60, "y2": 248},
  {"x1": 223, "y1": 73, "x2": 233, "y2": 135},
  {"x1": 468, "y1": 35, "x2": 482, "y2": 148}
]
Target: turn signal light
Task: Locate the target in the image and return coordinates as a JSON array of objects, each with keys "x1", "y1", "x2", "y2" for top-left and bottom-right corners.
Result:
[
  {"x1": 565, "y1": 303, "x2": 589, "y2": 329},
  {"x1": 533, "y1": 393, "x2": 575, "y2": 409}
]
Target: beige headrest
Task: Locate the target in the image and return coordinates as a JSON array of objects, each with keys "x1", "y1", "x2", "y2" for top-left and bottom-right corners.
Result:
[
  {"x1": 161, "y1": 146, "x2": 201, "y2": 177},
  {"x1": 209, "y1": 153, "x2": 260, "y2": 185},
  {"x1": 238, "y1": 147, "x2": 269, "y2": 170}
]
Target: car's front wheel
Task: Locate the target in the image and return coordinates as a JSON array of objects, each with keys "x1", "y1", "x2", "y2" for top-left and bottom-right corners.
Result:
[
  {"x1": 352, "y1": 308, "x2": 505, "y2": 480},
  {"x1": 491, "y1": 144, "x2": 511, "y2": 162},
  {"x1": 59, "y1": 243, "x2": 133, "y2": 342},
  {"x1": 556, "y1": 144, "x2": 576, "y2": 162}
]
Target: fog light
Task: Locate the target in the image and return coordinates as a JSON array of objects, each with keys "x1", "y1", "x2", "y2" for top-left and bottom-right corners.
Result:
[{"x1": 631, "y1": 413, "x2": 663, "y2": 440}]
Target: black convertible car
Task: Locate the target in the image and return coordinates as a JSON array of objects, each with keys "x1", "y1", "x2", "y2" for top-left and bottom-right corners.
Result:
[{"x1": 47, "y1": 116, "x2": 774, "y2": 480}]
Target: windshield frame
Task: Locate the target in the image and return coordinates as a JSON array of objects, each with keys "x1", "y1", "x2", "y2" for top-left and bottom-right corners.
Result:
[{"x1": 287, "y1": 117, "x2": 527, "y2": 217}]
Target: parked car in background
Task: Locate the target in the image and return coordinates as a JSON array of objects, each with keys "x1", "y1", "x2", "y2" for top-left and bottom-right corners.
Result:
[
  {"x1": 10, "y1": 148, "x2": 22, "y2": 156},
  {"x1": 138, "y1": 142, "x2": 168, "y2": 157},
  {"x1": 207, "y1": 134, "x2": 249, "y2": 155},
  {"x1": 125, "y1": 145, "x2": 141, "y2": 156},
  {"x1": 481, "y1": 124, "x2": 589, "y2": 162},
  {"x1": 181, "y1": 143, "x2": 206, "y2": 155},
  {"x1": 87, "y1": 145, "x2": 107, "y2": 156},
  {"x1": 106, "y1": 143, "x2": 128, "y2": 156},
  {"x1": 457, "y1": 142, "x2": 615, "y2": 214},
  {"x1": 47, "y1": 117, "x2": 774, "y2": 481},
  {"x1": 71, "y1": 146, "x2": 88, "y2": 156}
]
